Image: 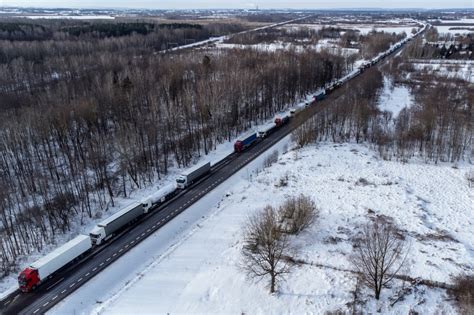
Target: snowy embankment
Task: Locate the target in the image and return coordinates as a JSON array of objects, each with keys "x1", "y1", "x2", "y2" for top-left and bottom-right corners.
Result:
[{"x1": 88, "y1": 143, "x2": 472, "y2": 315}]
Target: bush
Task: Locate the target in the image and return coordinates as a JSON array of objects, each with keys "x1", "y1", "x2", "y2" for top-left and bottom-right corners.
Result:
[
  {"x1": 450, "y1": 274, "x2": 474, "y2": 314},
  {"x1": 279, "y1": 194, "x2": 318, "y2": 234},
  {"x1": 263, "y1": 150, "x2": 279, "y2": 168}
]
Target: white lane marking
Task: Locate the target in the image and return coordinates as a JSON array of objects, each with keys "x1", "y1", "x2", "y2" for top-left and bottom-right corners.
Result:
[
  {"x1": 146, "y1": 229, "x2": 151, "y2": 233},
  {"x1": 106, "y1": 257, "x2": 111, "y2": 262},
  {"x1": 99, "y1": 262, "x2": 104, "y2": 266},
  {"x1": 131, "y1": 240, "x2": 135, "y2": 244},
  {"x1": 113, "y1": 253, "x2": 117, "y2": 257},
  {"x1": 135, "y1": 236, "x2": 140, "y2": 240},
  {"x1": 85, "y1": 273, "x2": 90, "y2": 277},
  {"x1": 70, "y1": 283, "x2": 75, "y2": 288},
  {"x1": 33, "y1": 309, "x2": 40, "y2": 314},
  {"x1": 4, "y1": 300, "x2": 10, "y2": 305},
  {"x1": 141, "y1": 233, "x2": 145, "y2": 237},
  {"x1": 61, "y1": 289, "x2": 67, "y2": 294},
  {"x1": 119, "y1": 248, "x2": 123, "y2": 253},
  {"x1": 92, "y1": 267, "x2": 97, "y2": 271},
  {"x1": 52, "y1": 295, "x2": 58, "y2": 301},
  {"x1": 78, "y1": 277, "x2": 83, "y2": 282},
  {"x1": 43, "y1": 301, "x2": 49, "y2": 307},
  {"x1": 125, "y1": 244, "x2": 129, "y2": 248},
  {"x1": 152, "y1": 225, "x2": 156, "y2": 228}
]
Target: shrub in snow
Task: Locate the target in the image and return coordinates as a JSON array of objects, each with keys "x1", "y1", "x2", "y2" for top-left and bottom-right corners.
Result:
[
  {"x1": 263, "y1": 150, "x2": 279, "y2": 168},
  {"x1": 449, "y1": 274, "x2": 474, "y2": 314},
  {"x1": 278, "y1": 194, "x2": 319, "y2": 234}
]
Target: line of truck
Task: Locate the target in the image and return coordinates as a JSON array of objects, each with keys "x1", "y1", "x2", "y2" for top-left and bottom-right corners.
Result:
[{"x1": 16, "y1": 23, "x2": 427, "y2": 294}]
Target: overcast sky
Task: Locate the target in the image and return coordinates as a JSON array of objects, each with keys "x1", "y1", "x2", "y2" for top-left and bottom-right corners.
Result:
[{"x1": 1, "y1": 0, "x2": 473, "y2": 9}]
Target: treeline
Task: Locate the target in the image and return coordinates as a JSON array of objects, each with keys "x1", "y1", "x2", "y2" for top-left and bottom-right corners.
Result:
[
  {"x1": 226, "y1": 26, "x2": 406, "y2": 59},
  {"x1": 0, "y1": 46, "x2": 348, "y2": 275},
  {"x1": 404, "y1": 28, "x2": 474, "y2": 60},
  {"x1": 358, "y1": 30, "x2": 407, "y2": 58},
  {"x1": 0, "y1": 19, "x2": 247, "y2": 65},
  {"x1": 293, "y1": 68, "x2": 384, "y2": 147},
  {"x1": 225, "y1": 27, "x2": 320, "y2": 45},
  {"x1": 294, "y1": 67, "x2": 472, "y2": 163}
]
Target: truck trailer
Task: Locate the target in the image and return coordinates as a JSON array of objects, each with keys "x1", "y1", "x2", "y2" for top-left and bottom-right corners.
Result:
[
  {"x1": 142, "y1": 183, "x2": 177, "y2": 211},
  {"x1": 89, "y1": 202, "x2": 145, "y2": 245},
  {"x1": 18, "y1": 235, "x2": 92, "y2": 292},
  {"x1": 234, "y1": 132, "x2": 257, "y2": 152},
  {"x1": 257, "y1": 123, "x2": 277, "y2": 138},
  {"x1": 176, "y1": 161, "x2": 211, "y2": 189},
  {"x1": 314, "y1": 91, "x2": 326, "y2": 102}
]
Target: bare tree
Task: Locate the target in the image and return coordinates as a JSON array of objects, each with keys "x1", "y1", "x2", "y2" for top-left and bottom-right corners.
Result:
[
  {"x1": 351, "y1": 219, "x2": 408, "y2": 300},
  {"x1": 241, "y1": 205, "x2": 294, "y2": 293},
  {"x1": 279, "y1": 194, "x2": 318, "y2": 234}
]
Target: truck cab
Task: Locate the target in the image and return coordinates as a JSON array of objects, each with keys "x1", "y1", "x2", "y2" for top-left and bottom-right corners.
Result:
[
  {"x1": 176, "y1": 175, "x2": 187, "y2": 189},
  {"x1": 142, "y1": 200, "x2": 153, "y2": 213},
  {"x1": 18, "y1": 268, "x2": 40, "y2": 292},
  {"x1": 89, "y1": 226, "x2": 106, "y2": 246}
]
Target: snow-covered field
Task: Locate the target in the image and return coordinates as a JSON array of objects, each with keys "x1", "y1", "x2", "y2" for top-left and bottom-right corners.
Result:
[
  {"x1": 281, "y1": 23, "x2": 415, "y2": 36},
  {"x1": 437, "y1": 18, "x2": 474, "y2": 24},
  {"x1": 434, "y1": 25, "x2": 473, "y2": 35},
  {"x1": 412, "y1": 61, "x2": 474, "y2": 83},
  {"x1": 352, "y1": 26, "x2": 414, "y2": 35},
  {"x1": 378, "y1": 77, "x2": 414, "y2": 118},
  {"x1": 216, "y1": 41, "x2": 359, "y2": 55},
  {"x1": 86, "y1": 142, "x2": 473, "y2": 315}
]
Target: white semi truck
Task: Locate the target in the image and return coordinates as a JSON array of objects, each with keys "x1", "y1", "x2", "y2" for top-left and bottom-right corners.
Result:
[
  {"x1": 257, "y1": 122, "x2": 277, "y2": 138},
  {"x1": 176, "y1": 161, "x2": 211, "y2": 189},
  {"x1": 18, "y1": 235, "x2": 92, "y2": 292},
  {"x1": 89, "y1": 201, "x2": 145, "y2": 246}
]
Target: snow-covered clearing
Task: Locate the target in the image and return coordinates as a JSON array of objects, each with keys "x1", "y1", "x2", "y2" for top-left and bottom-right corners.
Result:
[
  {"x1": 437, "y1": 18, "x2": 474, "y2": 24},
  {"x1": 88, "y1": 142, "x2": 472, "y2": 315},
  {"x1": 216, "y1": 40, "x2": 359, "y2": 56},
  {"x1": 378, "y1": 77, "x2": 414, "y2": 118},
  {"x1": 434, "y1": 25, "x2": 473, "y2": 35},
  {"x1": 412, "y1": 61, "x2": 474, "y2": 83},
  {"x1": 280, "y1": 23, "x2": 415, "y2": 36},
  {"x1": 352, "y1": 26, "x2": 414, "y2": 35}
]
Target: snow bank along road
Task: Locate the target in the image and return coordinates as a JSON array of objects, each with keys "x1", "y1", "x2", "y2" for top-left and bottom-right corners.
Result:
[{"x1": 0, "y1": 23, "x2": 424, "y2": 315}]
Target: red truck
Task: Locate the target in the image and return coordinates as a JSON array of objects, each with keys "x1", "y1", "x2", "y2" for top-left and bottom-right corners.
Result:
[{"x1": 274, "y1": 115, "x2": 290, "y2": 127}]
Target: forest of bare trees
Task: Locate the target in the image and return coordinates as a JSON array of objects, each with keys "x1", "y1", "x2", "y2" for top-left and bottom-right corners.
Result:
[
  {"x1": 0, "y1": 19, "x2": 352, "y2": 276},
  {"x1": 293, "y1": 60, "x2": 472, "y2": 163}
]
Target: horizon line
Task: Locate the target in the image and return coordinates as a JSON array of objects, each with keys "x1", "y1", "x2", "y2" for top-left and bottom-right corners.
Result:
[{"x1": 1, "y1": 5, "x2": 473, "y2": 11}]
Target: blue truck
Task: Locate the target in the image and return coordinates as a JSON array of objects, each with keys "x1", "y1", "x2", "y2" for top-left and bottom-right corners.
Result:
[{"x1": 234, "y1": 132, "x2": 257, "y2": 152}]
